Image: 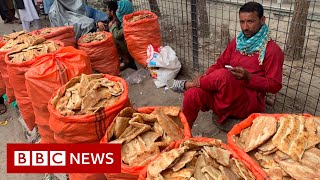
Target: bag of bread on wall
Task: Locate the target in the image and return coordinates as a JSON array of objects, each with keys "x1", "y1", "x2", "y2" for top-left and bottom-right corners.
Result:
[
  {"x1": 0, "y1": 31, "x2": 45, "y2": 103},
  {"x1": 78, "y1": 31, "x2": 120, "y2": 75},
  {"x1": 228, "y1": 113, "x2": 320, "y2": 180},
  {"x1": 32, "y1": 26, "x2": 76, "y2": 47},
  {"x1": 48, "y1": 73, "x2": 129, "y2": 144},
  {"x1": 101, "y1": 106, "x2": 192, "y2": 180},
  {"x1": 139, "y1": 137, "x2": 259, "y2": 180}
]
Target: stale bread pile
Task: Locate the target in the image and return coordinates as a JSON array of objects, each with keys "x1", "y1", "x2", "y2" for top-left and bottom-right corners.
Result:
[
  {"x1": 8, "y1": 41, "x2": 60, "y2": 63},
  {"x1": 0, "y1": 31, "x2": 45, "y2": 52},
  {"x1": 128, "y1": 14, "x2": 152, "y2": 22},
  {"x1": 79, "y1": 32, "x2": 106, "y2": 43},
  {"x1": 233, "y1": 115, "x2": 320, "y2": 179},
  {"x1": 107, "y1": 106, "x2": 185, "y2": 167},
  {"x1": 52, "y1": 74, "x2": 124, "y2": 116},
  {"x1": 146, "y1": 139, "x2": 255, "y2": 180},
  {"x1": 35, "y1": 27, "x2": 60, "y2": 36}
]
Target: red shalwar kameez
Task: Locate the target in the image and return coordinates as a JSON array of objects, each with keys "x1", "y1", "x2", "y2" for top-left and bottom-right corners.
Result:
[{"x1": 182, "y1": 39, "x2": 284, "y2": 125}]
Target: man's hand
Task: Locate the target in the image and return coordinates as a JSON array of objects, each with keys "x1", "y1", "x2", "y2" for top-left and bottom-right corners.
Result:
[
  {"x1": 97, "y1": 22, "x2": 105, "y2": 32},
  {"x1": 108, "y1": 21, "x2": 116, "y2": 29},
  {"x1": 230, "y1": 67, "x2": 251, "y2": 80}
]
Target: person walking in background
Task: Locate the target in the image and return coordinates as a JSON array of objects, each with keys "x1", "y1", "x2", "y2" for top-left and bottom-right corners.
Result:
[
  {"x1": 0, "y1": 0, "x2": 13, "y2": 24},
  {"x1": 5, "y1": 0, "x2": 20, "y2": 22},
  {"x1": 14, "y1": 0, "x2": 41, "y2": 31}
]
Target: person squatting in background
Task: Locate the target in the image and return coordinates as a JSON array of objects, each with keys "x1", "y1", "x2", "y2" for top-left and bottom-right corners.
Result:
[{"x1": 97, "y1": 0, "x2": 137, "y2": 70}]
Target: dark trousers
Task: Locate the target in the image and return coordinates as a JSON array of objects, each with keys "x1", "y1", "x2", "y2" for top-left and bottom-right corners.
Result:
[{"x1": 0, "y1": 0, "x2": 12, "y2": 21}]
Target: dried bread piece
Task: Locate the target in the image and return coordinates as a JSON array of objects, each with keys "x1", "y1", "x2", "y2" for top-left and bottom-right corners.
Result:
[
  {"x1": 147, "y1": 147, "x2": 187, "y2": 179},
  {"x1": 121, "y1": 136, "x2": 147, "y2": 164},
  {"x1": 263, "y1": 168, "x2": 285, "y2": 180},
  {"x1": 129, "y1": 144, "x2": 160, "y2": 167},
  {"x1": 254, "y1": 152, "x2": 280, "y2": 169},
  {"x1": 257, "y1": 139, "x2": 277, "y2": 155},
  {"x1": 108, "y1": 106, "x2": 187, "y2": 169},
  {"x1": 155, "y1": 108, "x2": 184, "y2": 141},
  {"x1": 245, "y1": 116, "x2": 277, "y2": 152},
  {"x1": 171, "y1": 150, "x2": 197, "y2": 172},
  {"x1": 146, "y1": 139, "x2": 254, "y2": 180},
  {"x1": 234, "y1": 126, "x2": 251, "y2": 149},
  {"x1": 299, "y1": 147, "x2": 320, "y2": 170},
  {"x1": 8, "y1": 41, "x2": 60, "y2": 63},
  {"x1": 80, "y1": 32, "x2": 106, "y2": 43},
  {"x1": 53, "y1": 74, "x2": 124, "y2": 116},
  {"x1": 230, "y1": 158, "x2": 255, "y2": 180},
  {"x1": 305, "y1": 117, "x2": 320, "y2": 149},
  {"x1": 162, "y1": 168, "x2": 194, "y2": 179},
  {"x1": 3, "y1": 31, "x2": 25, "y2": 39},
  {"x1": 272, "y1": 115, "x2": 308, "y2": 161},
  {"x1": 128, "y1": 14, "x2": 152, "y2": 22},
  {"x1": 274, "y1": 152, "x2": 320, "y2": 179}
]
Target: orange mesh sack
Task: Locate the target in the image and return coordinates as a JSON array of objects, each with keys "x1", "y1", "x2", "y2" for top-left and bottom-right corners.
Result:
[
  {"x1": 101, "y1": 106, "x2": 192, "y2": 180},
  {"x1": 0, "y1": 31, "x2": 46, "y2": 103},
  {"x1": 0, "y1": 72, "x2": 5, "y2": 95},
  {"x1": 78, "y1": 32, "x2": 120, "y2": 75},
  {"x1": 25, "y1": 46, "x2": 92, "y2": 143},
  {"x1": 123, "y1": 10, "x2": 162, "y2": 67},
  {"x1": 0, "y1": 49, "x2": 15, "y2": 103},
  {"x1": 5, "y1": 40, "x2": 63, "y2": 131},
  {"x1": 32, "y1": 26, "x2": 76, "y2": 47},
  {"x1": 138, "y1": 137, "x2": 262, "y2": 180},
  {"x1": 48, "y1": 74, "x2": 130, "y2": 144},
  {"x1": 0, "y1": 36, "x2": 6, "y2": 96},
  {"x1": 227, "y1": 113, "x2": 319, "y2": 180}
]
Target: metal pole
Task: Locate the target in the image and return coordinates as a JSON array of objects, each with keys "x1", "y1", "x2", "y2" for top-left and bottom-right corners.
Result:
[{"x1": 191, "y1": 0, "x2": 199, "y2": 70}]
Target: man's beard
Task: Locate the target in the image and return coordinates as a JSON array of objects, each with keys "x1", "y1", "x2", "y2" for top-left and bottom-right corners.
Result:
[{"x1": 108, "y1": 15, "x2": 113, "y2": 21}]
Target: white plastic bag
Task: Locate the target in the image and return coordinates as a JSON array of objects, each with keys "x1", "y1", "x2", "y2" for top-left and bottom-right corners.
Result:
[{"x1": 147, "y1": 45, "x2": 181, "y2": 88}]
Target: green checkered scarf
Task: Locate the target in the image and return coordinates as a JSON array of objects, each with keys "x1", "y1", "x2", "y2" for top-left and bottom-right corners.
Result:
[{"x1": 236, "y1": 24, "x2": 270, "y2": 65}]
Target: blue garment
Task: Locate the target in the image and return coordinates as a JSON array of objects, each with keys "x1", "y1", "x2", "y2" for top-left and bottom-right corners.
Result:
[
  {"x1": 43, "y1": 0, "x2": 54, "y2": 14},
  {"x1": 116, "y1": 0, "x2": 133, "y2": 23},
  {"x1": 236, "y1": 24, "x2": 270, "y2": 65},
  {"x1": 85, "y1": 5, "x2": 108, "y2": 23}
]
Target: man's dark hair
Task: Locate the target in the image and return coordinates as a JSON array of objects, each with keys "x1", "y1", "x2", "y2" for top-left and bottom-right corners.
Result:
[
  {"x1": 239, "y1": 2, "x2": 264, "y2": 18},
  {"x1": 106, "y1": 0, "x2": 118, "y2": 12}
]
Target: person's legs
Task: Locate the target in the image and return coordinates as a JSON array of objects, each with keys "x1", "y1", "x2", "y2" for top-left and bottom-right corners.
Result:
[
  {"x1": 114, "y1": 37, "x2": 137, "y2": 70},
  {"x1": 5, "y1": 0, "x2": 17, "y2": 20},
  {"x1": 0, "y1": 0, "x2": 12, "y2": 23},
  {"x1": 32, "y1": 19, "x2": 41, "y2": 30},
  {"x1": 182, "y1": 87, "x2": 213, "y2": 126},
  {"x1": 180, "y1": 68, "x2": 260, "y2": 125},
  {"x1": 0, "y1": 8, "x2": 7, "y2": 21},
  {"x1": 200, "y1": 68, "x2": 260, "y2": 123},
  {"x1": 22, "y1": 20, "x2": 31, "y2": 32}
]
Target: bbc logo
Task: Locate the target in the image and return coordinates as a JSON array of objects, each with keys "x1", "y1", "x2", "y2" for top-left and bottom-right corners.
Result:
[{"x1": 14, "y1": 151, "x2": 66, "y2": 166}]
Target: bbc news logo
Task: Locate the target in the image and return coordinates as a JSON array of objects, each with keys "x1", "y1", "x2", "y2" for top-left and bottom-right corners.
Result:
[{"x1": 7, "y1": 144, "x2": 121, "y2": 173}]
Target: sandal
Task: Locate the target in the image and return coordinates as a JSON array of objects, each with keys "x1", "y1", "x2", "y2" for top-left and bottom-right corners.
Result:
[
  {"x1": 167, "y1": 79, "x2": 186, "y2": 93},
  {"x1": 0, "y1": 104, "x2": 7, "y2": 115}
]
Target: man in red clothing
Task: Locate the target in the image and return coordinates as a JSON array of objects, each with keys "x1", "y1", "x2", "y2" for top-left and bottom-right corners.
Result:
[{"x1": 169, "y1": 2, "x2": 284, "y2": 130}]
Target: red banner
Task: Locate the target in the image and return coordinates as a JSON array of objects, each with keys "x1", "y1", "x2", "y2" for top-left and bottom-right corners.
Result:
[{"x1": 7, "y1": 144, "x2": 121, "y2": 173}]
